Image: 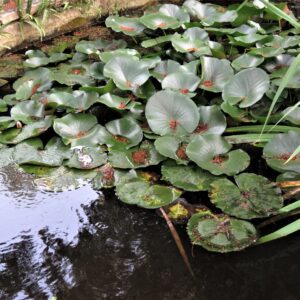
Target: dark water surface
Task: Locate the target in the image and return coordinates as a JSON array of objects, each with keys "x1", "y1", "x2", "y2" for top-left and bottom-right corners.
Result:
[{"x1": 0, "y1": 165, "x2": 300, "y2": 300}]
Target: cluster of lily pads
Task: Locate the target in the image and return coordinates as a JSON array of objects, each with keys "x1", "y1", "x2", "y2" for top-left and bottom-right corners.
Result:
[{"x1": 1, "y1": 0, "x2": 300, "y2": 253}]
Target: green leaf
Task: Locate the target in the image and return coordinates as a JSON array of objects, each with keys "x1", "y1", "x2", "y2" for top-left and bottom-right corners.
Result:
[
  {"x1": 222, "y1": 68, "x2": 270, "y2": 108},
  {"x1": 199, "y1": 57, "x2": 234, "y2": 93},
  {"x1": 140, "y1": 12, "x2": 181, "y2": 30},
  {"x1": 161, "y1": 163, "x2": 217, "y2": 191},
  {"x1": 105, "y1": 16, "x2": 145, "y2": 36},
  {"x1": 159, "y1": 3, "x2": 190, "y2": 23},
  {"x1": 145, "y1": 90, "x2": 199, "y2": 136},
  {"x1": 263, "y1": 131, "x2": 300, "y2": 173},
  {"x1": 210, "y1": 173, "x2": 283, "y2": 219},
  {"x1": 99, "y1": 49, "x2": 139, "y2": 63},
  {"x1": 103, "y1": 56, "x2": 150, "y2": 91},
  {"x1": 187, "y1": 210, "x2": 257, "y2": 253},
  {"x1": 231, "y1": 53, "x2": 264, "y2": 71},
  {"x1": 186, "y1": 134, "x2": 250, "y2": 175}
]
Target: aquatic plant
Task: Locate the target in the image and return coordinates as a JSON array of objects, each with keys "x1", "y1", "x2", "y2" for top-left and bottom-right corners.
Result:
[{"x1": 1, "y1": 0, "x2": 300, "y2": 255}]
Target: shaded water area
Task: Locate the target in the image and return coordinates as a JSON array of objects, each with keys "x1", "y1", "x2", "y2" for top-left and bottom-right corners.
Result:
[{"x1": 0, "y1": 165, "x2": 300, "y2": 300}]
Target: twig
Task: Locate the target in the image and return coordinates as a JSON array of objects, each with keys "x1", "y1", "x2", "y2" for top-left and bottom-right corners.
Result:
[
  {"x1": 276, "y1": 181, "x2": 300, "y2": 188},
  {"x1": 159, "y1": 207, "x2": 194, "y2": 277},
  {"x1": 283, "y1": 187, "x2": 300, "y2": 200}
]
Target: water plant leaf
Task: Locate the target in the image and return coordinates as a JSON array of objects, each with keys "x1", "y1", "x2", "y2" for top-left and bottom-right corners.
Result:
[
  {"x1": 103, "y1": 56, "x2": 150, "y2": 91},
  {"x1": 186, "y1": 134, "x2": 250, "y2": 175},
  {"x1": 264, "y1": 54, "x2": 295, "y2": 73},
  {"x1": 145, "y1": 90, "x2": 199, "y2": 136},
  {"x1": 0, "y1": 117, "x2": 15, "y2": 131},
  {"x1": 154, "y1": 136, "x2": 189, "y2": 165},
  {"x1": 99, "y1": 49, "x2": 140, "y2": 63},
  {"x1": 151, "y1": 60, "x2": 181, "y2": 82},
  {"x1": 210, "y1": 173, "x2": 283, "y2": 219},
  {"x1": 222, "y1": 68, "x2": 270, "y2": 108},
  {"x1": 66, "y1": 146, "x2": 107, "y2": 169},
  {"x1": 116, "y1": 170, "x2": 182, "y2": 209},
  {"x1": 199, "y1": 57, "x2": 234, "y2": 93},
  {"x1": 34, "y1": 166, "x2": 97, "y2": 192},
  {"x1": 108, "y1": 140, "x2": 164, "y2": 169},
  {"x1": 263, "y1": 131, "x2": 300, "y2": 173},
  {"x1": 248, "y1": 47, "x2": 284, "y2": 58},
  {"x1": 161, "y1": 163, "x2": 217, "y2": 191},
  {"x1": 105, "y1": 16, "x2": 145, "y2": 36},
  {"x1": 187, "y1": 210, "x2": 258, "y2": 253},
  {"x1": 24, "y1": 50, "x2": 70, "y2": 68},
  {"x1": 162, "y1": 71, "x2": 200, "y2": 94},
  {"x1": 140, "y1": 12, "x2": 181, "y2": 30},
  {"x1": 10, "y1": 100, "x2": 45, "y2": 124},
  {"x1": 53, "y1": 113, "x2": 98, "y2": 145},
  {"x1": 159, "y1": 3, "x2": 190, "y2": 23},
  {"x1": 281, "y1": 106, "x2": 300, "y2": 125},
  {"x1": 75, "y1": 39, "x2": 127, "y2": 55},
  {"x1": 193, "y1": 105, "x2": 227, "y2": 135},
  {"x1": 231, "y1": 53, "x2": 264, "y2": 71}
]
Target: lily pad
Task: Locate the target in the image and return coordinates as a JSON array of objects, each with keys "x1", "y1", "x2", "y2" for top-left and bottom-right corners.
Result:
[
  {"x1": 24, "y1": 50, "x2": 70, "y2": 68},
  {"x1": 108, "y1": 140, "x2": 165, "y2": 169},
  {"x1": 159, "y1": 4, "x2": 190, "y2": 23},
  {"x1": 187, "y1": 210, "x2": 258, "y2": 252},
  {"x1": 105, "y1": 16, "x2": 145, "y2": 36},
  {"x1": 116, "y1": 170, "x2": 182, "y2": 209},
  {"x1": 193, "y1": 105, "x2": 227, "y2": 135},
  {"x1": 231, "y1": 53, "x2": 264, "y2": 71},
  {"x1": 161, "y1": 163, "x2": 217, "y2": 191},
  {"x1": 140, "y1": 12, "x2": 181, "y2": 30},
  {"x1": 103, "y1": 56, "x2": 150, "y2": 91},
  {"x1": 145, "y1": 90, "x2": 199, "y2": 136},
  {"x1": 210, "y1": 173, "x2": 283, "y2": 219},
  {"x1": 0, "y1": 117, "x2": 15, "y2": 131},
  {"x1": 186, "y1": 134, "x2": 250, "y2": 175},
  {"x1": 199, "y1": 57, "x2": 234, "y2": 93},
  {"x1": 263, "y1": 131, "x2": 300, "y2": 173},
  {"x1": 222, "y1": 68, "x2": 270, "y2": 108},
  {"x1": 99, "y1": 49, "x2": 140, "y2": 63}
]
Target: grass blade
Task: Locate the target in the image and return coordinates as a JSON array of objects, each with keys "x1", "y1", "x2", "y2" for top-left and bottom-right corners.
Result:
[
  {"x1": 225, "y1": 133, "x2": 275, "y2": 144},
  {"x1": 285, "y1": 145, "x2": 300, "y2": 164},
  {"x1": 257, "y1": 218, "x2": 300, "y2": 244},
  {"x1": 279, "y1": 200, "x2": 300, "y2": 213},
  {"x1": 259, "y1": 53, "x2": 300, "y2": 138},
  {"x1": 226, "y1": 125, "x2": 300, "y2": 133}
]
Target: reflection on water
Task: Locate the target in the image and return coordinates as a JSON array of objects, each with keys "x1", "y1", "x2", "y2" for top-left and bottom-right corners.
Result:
[{"x1": 0, "y1": 165, "x2": 300, "y2": 300}]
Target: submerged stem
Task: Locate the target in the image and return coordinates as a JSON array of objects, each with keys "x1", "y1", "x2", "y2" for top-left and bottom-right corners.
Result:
[{"x1": 159, "y1": 208, "x2": 194, "y2": 277}]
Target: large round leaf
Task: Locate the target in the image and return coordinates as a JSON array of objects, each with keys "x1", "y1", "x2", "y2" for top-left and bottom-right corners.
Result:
[
  {"x1": 105, "y1": 16, "x2": 145, "y2": 36},
  {"x1": 199, "y1": 57, "x2": 233, "y2": 93},
  {"x1": 222, "y1": 68, "x2": 270, "y2": 108},
  {"x1": 263, "y1": 131, "x2": 300, "y2": 173},
  {"x1": 103, "y1": 56, "x2": 150, "y2": 91},
  {"x1": 210, "y1": 173, "x2": 283, "y2": 219},
  {"x1": 53, "y1": 113, "x2": 98, "y2": 145},
  {"x1": 24, "y1": 50, "x2": 70, "y2": 68},
  {"x1": 140, "y1": 12, "x2": 181, "y2": 30},
  {"x1": 145, "y1": 90, "x2": 199, "y2": 136},
  {"x1": 159, "y1": 4, "x2": 190, "y2": 23},
  {"x1": 231, "y1": 53, "x2": 264, "y2": 71},
  {"x1": 187, "y1": 210, "x2": 257, "y2": 253},
  {"x1": 162, "y1": 71, "x2": 200, "y2": 94},
  {"x1": 154, "y1": 136, "x2": 189, "y2": 165},
  {"x1": 161, "y1": 163, "x2": 217, "y2": 191},
  {"x1": 186, "y1": 134, "x2": 250, "y2": 175},
  {"x1": 116, "y1": 170, "x2": 182, "y2": 209},
  {"x1": 193, "y1": 105, "x2": 226, "y2": 135},
  {"x1": 108, "y1": 140, "x2": 164, "y2": 169}
]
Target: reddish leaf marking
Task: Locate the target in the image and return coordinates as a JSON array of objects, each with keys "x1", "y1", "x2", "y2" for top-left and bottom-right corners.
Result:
[
  {"x1": 157, "y1": 22, "x2": 167, "y2": 28},
  {"x1": 31, "y1": 84, "x2": 40, "y2": 97},
  {"x1": 100, "y1": 164, "x2": 114, "y2": 181},
  {"x1": 132, "y1": 149, "x2": 148, "y2": 164},
  {"x1": 126, "y1": 80, "x2": 133, "y2": 88},
  {"x1": 186, "y1": 47, "x2": 199, "y2": 52},
  {"x1": 169, "y1": 119, "x2": 178, "y2": 130},
  {"x1": 211, "y1": 155, "x2": 225, "y2": 164},
  {"x1": 40, "y1": 98, "x2": 49, "y2": 105},
  {"x1": 202, "y1": 80, "x2": 213, "y2": 87},
  {"x1": 194, "y1": 123, "x2": 209, "y2": 134},
  {"x1": 113, "y1": 135, "x2": 129, "y2": 143},
  {"x1": 180, "y1": 89, "x2": 189, "y2": 94},
  {"x1": 241, "y1": 191, "x2": 251, "y2": 199},
  {"x1": 128, "y1": 93, "x2": 136, "y2": 101},
  {"x1": 119, "y1": 25, "x2": 135, "y2": 32},
  {"x1": 71, "y1": 69, "x2": 83, "y2": 75},
  {"x1": 176, "y1": 144, "x2": 188, "y2": 160},
  {"x1": 76, "y1": 131, "x2": 87, "y2": 138},
  {"x1": 117, "y1": 101, "x2": 126, "y2": 109},
  {"x1": 277, "y1": 153, "x2": 299, "y2": 161},
  {"x1": 3, "y1": 0, "x2": 17, "y2": 10}
]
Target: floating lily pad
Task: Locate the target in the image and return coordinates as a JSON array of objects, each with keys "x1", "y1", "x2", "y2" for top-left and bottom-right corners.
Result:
[
  {"x1": 10, "y1": 100, "x2": 45, "y2": 124},
  {"x1": 97, "y1": 93, "x2": 131, "y2": 110},
  {"x1": 159, "y1": 3, "x2": 190, "y2": 23},
  {"x1": 104, "y1": 56, "x2": 150, "y2": 91},
  {"x1": 105, "y1": 16, "x2": 145, "y2": 36},
  {"x1": 99, "y1": 49, "x2": 140, "y2": 63},
  {"x1": 222, "y1": 68, "x2": 270, "y2": 108},
  {"x1": 193, "y1": 105, "x2": 226, "y2": 135},
  {"x1": 199, "y1": 57, "x2": 234, "y2": 93},
  {"x1": 263, "y1": 131, "x2": 300, "y2": 173},
  {"x1": 281, "y1": 107, "x2": 300, "y2": 125},
  {"x1": 0, "y1": 147, "x2": 15, "y2": 167},
  {"x1": 75, "y1": 39, "x2": 127, "y2": 55},
  {"x1": 0, "y1": 117, "x2": 15, "y2": 131},
  {"x1": 154, "y1": 136, "x2": 189, "y2": 164},
  {"x1": 140, "y1": 12, "x2": 181, "y2": 30},
  {"x1": 210, "y1": 173, "x2": 283, "y2": 219},
  {"x1": 66, "y1": 146, "x2": 107, "y2": 169},
  {"x1": 162, "y1": 71, "x2": 200, "y2": 94},
  {"x1": 187, "y1": 210, "x2": 258, "y2": 252},
  {"x1": 108, "y1": 140, "x2": 164, "y2": 169},
  {"x1": 264, "y1": 54, "x2": 294, "y2": 73},
  {"x1": 248, "y1": 47, "x2": 284, "y2": 58},
  {"x1": 151, "y1": 60, "x2": 181, "y2": 81},
  {"x1": 186, "y1": 134, "x2": 250, "y2": 175},
  {"x1": 145, "y1": 90, "x2": 199, "y2": 136},
  {"x1": 116, "y1": 170, "x2": 182, "y2": 209},
  {"x1": 161, "y1": 163, "x2": 217, "y2": 191},
  {"x1": 12, "y1": 137, "x2": 70, "y2": 166},
  {"x1": 24, "y1": 50, "x2": 70, "y2": 68},
  {"x1": 231, "y1": 53, "x2": 264, "y2": 71},
  {"x1": 34, "y1": 166, "x2": 97, "y2": 192}
]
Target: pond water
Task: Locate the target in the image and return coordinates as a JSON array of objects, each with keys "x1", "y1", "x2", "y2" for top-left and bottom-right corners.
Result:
[{"x1": 0, "y1": 165, "x2": 300, "y2": 300}]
